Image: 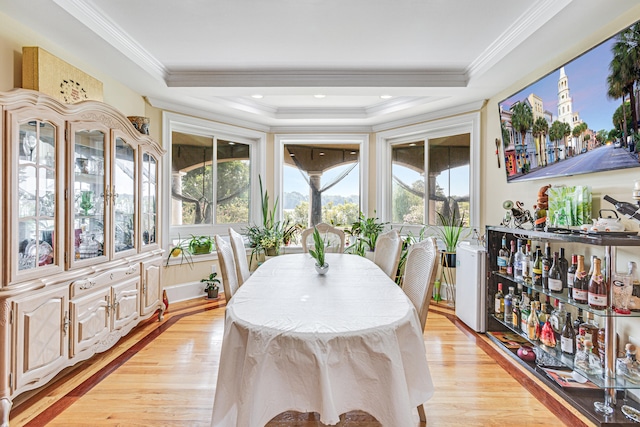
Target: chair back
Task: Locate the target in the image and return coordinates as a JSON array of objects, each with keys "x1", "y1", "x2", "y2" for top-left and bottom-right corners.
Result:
[
  {"x1": 214, "y1": 235, "x2": 239, "y2": 304},
  {"x1": 402, "y1": 237, "x2": 439, "y2": 331},
  {"x1": 373, "y1": 229, "x2": 403, "y2": 280},
  {"x1": 228, "y1": 228, "x2": 251, "y2": 286},
  {"x1": 300, "y1": 223, "x2": 345, "y2": 253}
]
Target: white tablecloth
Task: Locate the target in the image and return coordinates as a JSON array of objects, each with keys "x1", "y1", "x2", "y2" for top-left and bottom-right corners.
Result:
[{"x1": 210, "y1": 253, "x2": 433, "y2": 427}]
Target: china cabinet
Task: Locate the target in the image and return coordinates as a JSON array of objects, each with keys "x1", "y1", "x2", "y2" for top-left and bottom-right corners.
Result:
[
  {"x1": 485, "y1": 225, "x2": 640, "y2": 426},
  {"x1": 0, "y1": 89, "x2": 165, "y2": 427}
]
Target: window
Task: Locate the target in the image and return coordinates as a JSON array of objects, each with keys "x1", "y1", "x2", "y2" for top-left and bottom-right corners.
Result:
[
  {"x1": 376, "y1": 112, "x2": 480, "y2": 234},
  {"x1": 162, "y1": 113, "x2": 265, "y2": 243},
  {"x1": 275, "y1": 135, "x2": 369, "y2": 231}
]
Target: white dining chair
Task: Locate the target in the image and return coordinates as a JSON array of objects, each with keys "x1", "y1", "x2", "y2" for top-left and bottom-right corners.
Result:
[
  {"x1": 300, "y1": 223, "x2": 345, "y2": 253},
  {"x1": 401, "y1": 237, "x2": 439, "y2": 423},
  {"x1": 228, "y1": 228, "x2": 251, "y2": 286},
  {"x1": 373, "y1": 229, "x2": 403, "y2": 281},
  {"x1": 214, "y1": 235, "x2": 239, "y2": 304}
]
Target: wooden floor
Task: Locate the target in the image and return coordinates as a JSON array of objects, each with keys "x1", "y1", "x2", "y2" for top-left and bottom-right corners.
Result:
[{"x1": 8, "y1": 298, "x2": 593, "y2": 427}]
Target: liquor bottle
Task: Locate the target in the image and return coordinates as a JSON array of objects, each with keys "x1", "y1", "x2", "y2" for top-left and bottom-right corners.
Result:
[
  {"x1": 559, "y1": 248, "x2": 569, "y2": 289},
  {"x1": 522, "y1": 245, "x2": 532, "y2": 286},
  {"x1": 572, "y1": 255, "x2": 588, "y2": 304},
  {"x1": 541, "y1": 243, "x2": 551, "y2": 290},
  {"x1": 628, "y1": 261, "x2": 640, "y2": 312},
  {"x1": 603, "y1": 195, "x2": 640, "y2": 222},
  {"x1": 533, "y1": 248, "x2": 543, "y2": 287},
  {"x1": 520, "y1": 290, "x2": 531, "y2": 333},
  {"x1": 506, "y1": 240, "x2": 516, "y2": 276},
  {"x1": 497, "y1": 235, "x2": 509, "y2": 274},
  {"x1": 579, "y1": 312, "x2": 599, "y2": 354},
  {"x1": 567, "y1": 254, "x2": 578, "y2": 300},
  {"x1": 504, "y1": 286, "x2": 515, "y2": 324},
  {"x1": 561, "y1": 311, "x2": 576, "y2": 355},
  {"x1": 574, "y1": 308, "x2": 583, "y2": 339},
  {"x1": 537, "y1": 296, "x2": 548, "y2": 327},
  {"x1": 588, "y1": 257, "x2": 607, "y2": 310},
  {"x1": 527, "y1": 301, "x2": 540, "y2": 341},
  {"x1": 512, "y1": 298, "x2": 521, "y2": 330},
  {"x1": 549, "y1": 300, "x2": 566, "y2": 339},
  {"x1": 548, "y1": 251, "x2": 563, "y2": 293},
  {"x1": 494, "y1": 282, "x2": 505, "y2": 319},
  {"x1": 514, "y1": 239, "x2": 525, "y2": 282}
]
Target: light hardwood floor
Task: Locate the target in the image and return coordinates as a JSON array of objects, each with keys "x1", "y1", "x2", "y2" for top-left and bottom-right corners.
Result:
[{"x1": 9, "y1": 298, "x2": 592, "y2": 427}]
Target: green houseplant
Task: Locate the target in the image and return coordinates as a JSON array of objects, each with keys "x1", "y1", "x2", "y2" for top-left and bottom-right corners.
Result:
[
  {"x1": 165, "y1": 235, "x2": 214, "y2": 267},
  {"x1": 202, "y1": 272, "x2": 221, "y2": 299},
  {"x1": 246, "y1": 177, "x2": 290, "y2": 263},
  {"x1": 188, "y1": 235, "x2": 214, "y2": 255},
  {"x1": 431, "y1": 210, "x2": 470, "y2": 267},
  {"x1": 345, "y1": 211, "x2": 388, "y2": 256},
  {"x1": 308, "y1": 226, "x2": 329, "y2": 274}
]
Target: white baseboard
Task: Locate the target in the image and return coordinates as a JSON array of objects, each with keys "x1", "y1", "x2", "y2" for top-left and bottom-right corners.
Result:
[{"x1": 164, "y1": 281, "x2": 205, "y2": 304}]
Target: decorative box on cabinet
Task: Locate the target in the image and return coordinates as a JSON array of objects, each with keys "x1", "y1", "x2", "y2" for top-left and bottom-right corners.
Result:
[
  {"x1": 0, "y1": 89, "x2": 165, "y2": 427},
  {"x1": 485, "y1": 226, "x2": 640, "y2": 426}
]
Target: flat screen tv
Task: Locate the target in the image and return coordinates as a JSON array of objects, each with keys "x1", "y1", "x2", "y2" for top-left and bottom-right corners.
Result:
[{"x1": 499, "y1": 20, "x2": 640, "y2": 183}]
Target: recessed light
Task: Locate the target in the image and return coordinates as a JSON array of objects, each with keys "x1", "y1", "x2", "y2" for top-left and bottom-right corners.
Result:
[
  {"x1": 319, "y1": 152, "x2": 325, "y2": 156},
  {"x1": 380, "y1": 95, "x2": 393, "y2": 99},
  {"x1": 290, "y1": 153, "x2": 295, "y2": 157},
  {"x1": 314, "y1": 94, "x2": 326, "y2": 99},
  {"x1": 350, "y1": 151, "x2": 357, "y2": 155},
  {"x1": 409, "y1": 143, "x2": 416, "y2": 146},
  {"x1": 251, "y1": 94, "x2": 263, "y2": 99},
  {"x1": 228, "y1": 142, "x2": 235, "y2": 145}
]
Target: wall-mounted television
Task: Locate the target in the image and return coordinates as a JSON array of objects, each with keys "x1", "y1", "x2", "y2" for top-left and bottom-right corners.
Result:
[{"x1": 499, "y1": 19, "x2": 640, "y2": 183}]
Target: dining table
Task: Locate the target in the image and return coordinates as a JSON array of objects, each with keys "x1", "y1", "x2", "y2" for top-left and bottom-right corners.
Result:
[{"x1": 210, "y1": 252, "x2": 433, "y2": 426}]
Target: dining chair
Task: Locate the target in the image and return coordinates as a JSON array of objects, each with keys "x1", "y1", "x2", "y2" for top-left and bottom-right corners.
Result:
[
  {"x1": 228, "y1": 228, "x2": 251, "y2": 286},
  {"x1": 214, "y1": 235, "x2": 239, "y2": 304},
  {"x1": 401, "y1": 237, "x2": 439, "y2": 423},
  {"x1": 373, "y1": 229, "x2": 403, "y2": 281},
  {"x1": 300, "y1": 223, "x2": 345, "y2": 253}
]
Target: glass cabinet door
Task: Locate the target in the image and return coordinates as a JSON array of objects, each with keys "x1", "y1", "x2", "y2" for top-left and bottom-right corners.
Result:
[
  {"x1": 72, "y1": 128, "x2": 107, "y2": 263},
  {"x1": 141, "y1": 153, "x2": 158, "y2": 248},
  {"x1": 113, "y1": 137, "x2": 136, "y2": 254},
  {"x1": 17, "y1": 121, "x2": 57, "y2": 272}
]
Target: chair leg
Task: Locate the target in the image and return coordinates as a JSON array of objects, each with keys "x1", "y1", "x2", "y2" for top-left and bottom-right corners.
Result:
[{"x1": 417, "y1": 404, "x2": 426, "y2": 424}]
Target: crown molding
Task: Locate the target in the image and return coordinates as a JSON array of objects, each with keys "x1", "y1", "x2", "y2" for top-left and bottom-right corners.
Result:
[
  {"x1": 466, "y1": 0, "x2": 573, "y2": 82},
  {"x1": 371, "y1": 100, "x2": 486, "y2": 133},
  {"x1": 53, "y1": 0, "x2": 168, "y2": 82},
  {"x1": 146, "y1": 96, "x2": 272, "y2": 133},
  {"x1": 165, "y1": 69, "x2": 468, "y2": 88},
  {"x1": 269, "y1": 125, "x2": 374, "y2": 133}
]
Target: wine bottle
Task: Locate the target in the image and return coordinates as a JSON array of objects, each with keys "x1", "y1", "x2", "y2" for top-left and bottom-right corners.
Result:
[
  {"x1": 494, "y1": 282, "x2": 504, "y2": 319},
  {"x1": 497, "y1": 235, "x2": 509, "y2": 274},
  {"x1": 504, "y1": 286, "x2": 514, "y2": 324},
  {"x1": 561, "y1": 311, "x2": 576, "y2": 355},
  {"x1": 588, "y1": 257, "x2": 607, "y2": 310},
  {"x1": 541, "y1": 243, "x2": 551, "y2": 290},
  {"x1": 572, "y1": 255, "x2": 588, "y2": 304},
  {"x1": 629, "y1": 261, "x2": 640, "y2": 312},
  {"x1": 533, "y1": 248, "x2": 543, "y2": 287},
  {"x1": 548, "y1": 251, "x2": 563, "y2": 293},
  {"x1": 520, "y1": 289, "x2": 531, "y2": 333},
  {"x1": 567, "y1": 254, "x2": 577, "y2": 300},
  {"x1": 559, "y1": 248, "x2": 569, "y2": 289},
  {"x1": 603, "y1": 195, "x2": 640, "y2": 222}
]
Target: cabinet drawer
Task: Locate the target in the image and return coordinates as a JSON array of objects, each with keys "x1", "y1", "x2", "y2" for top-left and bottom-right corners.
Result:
[{"x1": 70, "y1": 264, "x2": 139, "y2": 297}]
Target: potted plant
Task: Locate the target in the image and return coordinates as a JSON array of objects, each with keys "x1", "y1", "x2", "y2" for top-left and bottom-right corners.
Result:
[
  {"x1": 202, "y1": 272, "x2": 221, "y2": 299},
  {"x1": 189, "y1": 235, "x2": 214, "y2": 255},
  {"x1": 246, "y1": 176, "x2": 289, "y2": 263},
  {"x1": 309, "y1": 226, "x2": 329, "y2": 274},
  {"x1": 431, "y1": 210, "x2": 470, "y2": 267},
  {"x1": 346, "y1": 211, "x2": 388, "y2": 258}
]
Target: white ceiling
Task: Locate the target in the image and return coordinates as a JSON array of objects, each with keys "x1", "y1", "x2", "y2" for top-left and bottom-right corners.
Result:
[{"x1": 0, "y1": 0, "x2": 638, "y2": 131}]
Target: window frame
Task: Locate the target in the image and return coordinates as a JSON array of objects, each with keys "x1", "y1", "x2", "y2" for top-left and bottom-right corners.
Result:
[
  {"x1": 274, "y1": 134, "x2": 369, "y2": 226},
  {"x1": 376, "y1": 112, "x2": 480, "y2": 236},
  {"x1": 162, "y1": 112, "x2": 266, "y2": 246}
]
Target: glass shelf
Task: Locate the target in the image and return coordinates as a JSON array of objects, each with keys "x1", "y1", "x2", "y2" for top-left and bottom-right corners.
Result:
[
  {"x1": 487, "y1": 225, "x2": 640, "y2": 247},
  {"x1": 490, "y1": 314, "x2": 640, "y2": 389},
  {"x1": 492, "y1": 271, "x2": 640, "y2": 318}
]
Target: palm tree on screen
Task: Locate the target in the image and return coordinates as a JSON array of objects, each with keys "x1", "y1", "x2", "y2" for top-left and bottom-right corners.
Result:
[
  {"x1": 533, "y1": 116, "x2": 549, "y2": 165},
  {"x1": 510, "y1": 102, "x2": 533, "y2": 172}
]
